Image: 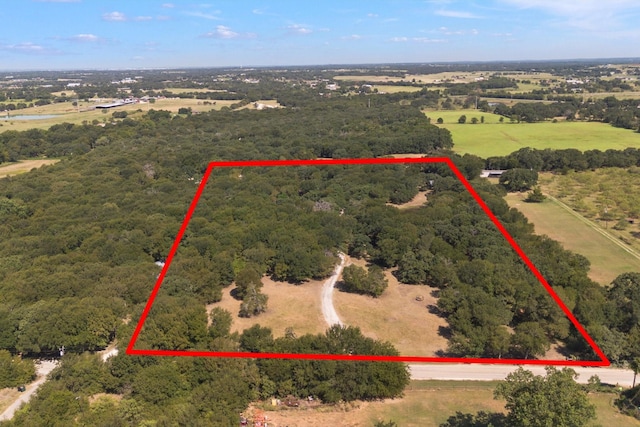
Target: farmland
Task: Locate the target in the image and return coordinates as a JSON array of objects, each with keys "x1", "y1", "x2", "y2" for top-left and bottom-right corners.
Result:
[
  {"x1": 504, "y1": 192, "x2": 640, "y2": 285},
  {"x1": 0, "y1": 98, "x2": 274, "y2": 132},
  {"x1": 428, "y1": 109, "x2": 640, "y2": 157}
]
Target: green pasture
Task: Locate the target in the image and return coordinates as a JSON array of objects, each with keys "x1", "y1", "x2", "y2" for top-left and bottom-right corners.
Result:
[
  {"x1": 504, "y1": 192, "x2": 640, "y2": 285},
  {"x1": 427, "y1": 109, "x2": 640, "y2": 157}
]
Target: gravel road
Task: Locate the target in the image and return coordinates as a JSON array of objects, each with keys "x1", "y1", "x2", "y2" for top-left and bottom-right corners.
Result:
[
  {"x1": 0, "y1": 360, "x2": 59, "y2": 422},
  {"x1": 321, "y1": 252, "x2": 346, "y2": 327}
]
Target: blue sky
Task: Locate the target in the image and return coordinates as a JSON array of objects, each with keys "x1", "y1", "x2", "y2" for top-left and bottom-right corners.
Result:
[{"x1": 1, "y1": 0, "x2": 640, "y2": 70}]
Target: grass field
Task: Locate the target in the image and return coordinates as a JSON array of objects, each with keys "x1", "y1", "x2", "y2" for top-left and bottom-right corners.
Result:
[
  {"x1": 0, "y1": 159, "x2": 60, "y2": 178},
  {"x1": 256, "y1": 380, "x2": 639, "y2": 427},
  {"x1": 427, "y1": 109, "x2": 640, "y2": 157},
  {"x1": 373, "y1": 85, "x2": 423, "y2": 93},
  {"x1": 334, "y1": 260, "x2": 448, "y2": 357},
  {"x1": 207, "y1": 276, "x2": 328, "y2": 339},
  {"x1": 505, "y1": 192, "x2": 640, "y2": 285},
  {"x1": 0, "y1": 98, "x2": 272, "y2": 133}
]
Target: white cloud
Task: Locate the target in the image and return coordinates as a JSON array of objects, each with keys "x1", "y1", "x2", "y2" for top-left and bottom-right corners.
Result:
[
  {"x1": 69, "y1": 33, "x2": 100, "y2": 42},
  {"x1": 202, "y1": 25, "x2": 256, "y2": 40},
  {"x1": 435, "y1": 10, "x2": 483, "y2": 19},
  {"x1": 367, "y1": 13, "x2": 379, "y2": 18},
  {"x1": 341, "y1": 34, "x2": 363, "y2": 40},
  {"x1": 162, "y1": 3, "x2": 175, "y2": 8},
  {"x1": 391, "y1": 36, "x2": 446, "y2": 43},
  {"x1": 287, "y1": 24, "x2": 312, "y2": 35},
  {"x1": 0, "y1": 42, "x2": 61, "y2": 55},
  {"x1": 499, "y1": 0, "x2": 640, "y2": 30},
  {"x1": 103, "y1": 11, "x2": 127, "y2": 22},
  {"x1": 183, "y1": 11, "x2": 221, "y2": 20}
]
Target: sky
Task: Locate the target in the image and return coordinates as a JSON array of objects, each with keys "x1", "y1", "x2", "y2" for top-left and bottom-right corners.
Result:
[{"x1": 1, "y1": 0, "x2": 640, "y2": 70}]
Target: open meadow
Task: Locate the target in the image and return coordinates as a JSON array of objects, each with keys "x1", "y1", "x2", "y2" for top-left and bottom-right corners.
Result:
[
  {"x1": 0, "y1": 159, "x2": 59, "y2": 179},
  {"x1": 505, "y1": 191, "x2": 640, "y2": 285},
  {"x1": 334, "y1": 260, "x2": 448, "y2": 357},
  {"x1": 428, "y1": 109, "x2": 640, "y2": 157},
  {"x1": 207, "y1": 276, "x2": 328, "y2": 339},
  {"x1": 251, "y1": 380, "x2": 638, "y2": 427},
  {"x1": 0, "y1": 97, "x2": 275, "y2": 132}
]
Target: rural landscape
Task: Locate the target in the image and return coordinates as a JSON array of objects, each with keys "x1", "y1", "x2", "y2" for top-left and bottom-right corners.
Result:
[{"x1": 3, "y1": 1, "x2": 640, "y2": 426}]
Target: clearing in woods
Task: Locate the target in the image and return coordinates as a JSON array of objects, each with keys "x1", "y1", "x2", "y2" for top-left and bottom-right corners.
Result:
[{"x1": 0, "y1": 159, "x2": 59, "y2": 178}]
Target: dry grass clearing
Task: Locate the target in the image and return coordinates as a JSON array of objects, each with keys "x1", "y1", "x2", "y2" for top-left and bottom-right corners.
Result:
[
  {"x1": 207, "y1": 277, "x2": 328, "y2": 339},
  {"x1": 0, "y1": 159, "x2": 59, "y2": 178},
  {"x1": 250, "y1": 381, "x2": 638, "y2": 427},
  {"x1": 0, "y1": 388, "x2": 20, "y2": 415},
  {"x1": 334, "y1": 259, "x2": 448, "y2": 357},
  {"x1": 387, "y1": 191, "x2": 428, "y2": 209}
]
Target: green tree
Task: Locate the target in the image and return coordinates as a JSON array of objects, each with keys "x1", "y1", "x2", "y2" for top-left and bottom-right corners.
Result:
[
  {"x1": 341, "y1": 264, "x2": 388, "y2": 297},
  {"x1": 239, "y1": 284, "x2": 268, "y2": 317},
  {"x1": 494, "y1": 367, "x2": 596, "y2": 427},
  {"x1": 499, "y1": 168, "x2": 539, "y2": 192},
  {"x1": 510, "y1": 322, "x2": 549, "y2": 359},
  {"x1": 525, "y1": 187, "x2": 545, "y2": 203},
  {"x1": 458, "y1": 115, "x2": 467, "y2": 124},
  {"x1": 234, "y1": 264, "x2": 263, "y2": 300}
]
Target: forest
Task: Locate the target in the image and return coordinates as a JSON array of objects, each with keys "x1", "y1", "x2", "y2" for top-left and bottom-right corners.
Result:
[{"x1": 0, "y1": 86, "x2": 639, "y2": 425}]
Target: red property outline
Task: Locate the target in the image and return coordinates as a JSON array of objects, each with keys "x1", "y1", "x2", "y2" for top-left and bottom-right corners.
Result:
[{"x1": 127, "y1": 157, "x2": 610, "y2": 366}]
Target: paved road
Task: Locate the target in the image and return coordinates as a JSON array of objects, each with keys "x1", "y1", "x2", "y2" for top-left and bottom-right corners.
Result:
[
  {"x1": 321, "y1": 253, "x2": 346, "y2": 327},
  {"x1": 0, "y1": 360, "x2": 59, "y2": 422},
  {"x1": 318, "y1": 257, "x2": 635, "y2": 386},
  {"x1": 408, "y1": 363, "x2": 635, "y2": 386}
]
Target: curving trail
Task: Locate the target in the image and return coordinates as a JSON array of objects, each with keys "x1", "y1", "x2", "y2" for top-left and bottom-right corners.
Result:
[
  {"x1": 321, "y1": 253, "x2": 346, "y2": 327},
  {"x1": 0, "y1": 360, "x2": 59, "y2": 422}
]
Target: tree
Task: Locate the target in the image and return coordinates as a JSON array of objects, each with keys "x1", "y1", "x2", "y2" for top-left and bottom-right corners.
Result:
[
  {"x1": 470, "y1": 117, "x2": 479, "y2": 124},
  {"x1": 499, "y1": 168, "x2": 539, "y2": 192},
  {"x1": 239, "y1": 284, "x2": 268, "y2": 317},
  {"x1": 510, "y1": 322, "x2": 549, "y2": 359},
  {"x1": 494, "y1": 367, "x2": 596, "y2": 427},
  {"x1": 341, "y1": 264, "x2": 388, "y2": 297},
  {"x1": 630, "y1": 358, "x2": 640, "y2": 388},
  {"x1": 234, "y1": 265, "x2": 263, "y2": 300},
  {"x1": 458, "y1": 115, "x2": 467, "y2": 124},
  {"x1": 437, "y1": 117, "x2": 444, "y2": 124},
  {"x1": 525, "y1": 187, "x2": 545, "y2": 203}
]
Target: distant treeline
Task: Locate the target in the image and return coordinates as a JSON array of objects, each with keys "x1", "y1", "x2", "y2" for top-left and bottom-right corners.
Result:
[{"x1": 486, "y1": 146, "x2": 640, "y2": 172}]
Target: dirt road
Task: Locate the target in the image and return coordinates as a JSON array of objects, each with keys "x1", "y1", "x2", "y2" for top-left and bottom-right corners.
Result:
[
  {"x1": 320, "y1": 253, "x2": 346, "y2": 327},
  {"x1": 0, "y1": 360, "x2": 59, "y2": 422}
]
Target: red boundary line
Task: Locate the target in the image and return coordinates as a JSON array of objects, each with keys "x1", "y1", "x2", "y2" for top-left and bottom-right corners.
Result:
[{"x1": 126, "y1": 157, "x2": 610, "y2": 366}]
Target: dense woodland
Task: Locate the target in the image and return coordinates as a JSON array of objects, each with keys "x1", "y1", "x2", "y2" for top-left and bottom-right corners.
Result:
[{"x1": 0, "y1": 82, "x2": 639, "y2": 424}]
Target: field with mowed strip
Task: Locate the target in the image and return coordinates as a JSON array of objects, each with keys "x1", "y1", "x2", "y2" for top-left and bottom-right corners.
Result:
[{"x1": 426, "y1": 109, "x2": 640, "y2": 158}]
